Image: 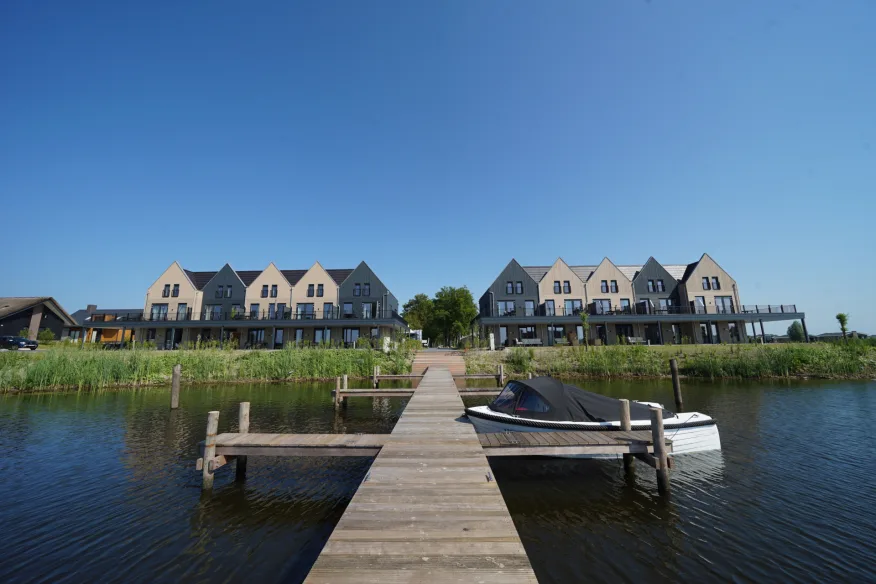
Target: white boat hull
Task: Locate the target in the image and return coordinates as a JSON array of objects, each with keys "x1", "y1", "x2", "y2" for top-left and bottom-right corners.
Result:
[{"x1": 466, "y1": 406, "x2": 721, "y2": 456}]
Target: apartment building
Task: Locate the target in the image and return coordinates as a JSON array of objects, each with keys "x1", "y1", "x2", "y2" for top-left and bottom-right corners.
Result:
[
  {"x1": 477, "y1": 253, "x2": 806, "y2": 346},
  {"x1": 78, "y1": 261, "x2": 405, "y2": 349}
]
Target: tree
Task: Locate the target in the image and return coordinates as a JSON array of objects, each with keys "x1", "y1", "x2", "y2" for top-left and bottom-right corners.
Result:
[
  {"x1": 787, "y1": 321, "x2": 805, "y2": 343},
  {"x1": 401, "y1": 294, "x2": 433, "y2": 331},
  {"x1": 836, "y1": 313, "x2": 849, "y2": 340},
  {"x1": 37, "y1": 328, "x2": 56, "y2": 343},
  {"x1": 579, "y1": 312, "x2": 590, "y2": 351},
  {"x1": 18, "y1": 327, "x2": 30, "y2": 339},
  {"x1": 430, "y1": 286, "x2": 478, "y2": 347}
]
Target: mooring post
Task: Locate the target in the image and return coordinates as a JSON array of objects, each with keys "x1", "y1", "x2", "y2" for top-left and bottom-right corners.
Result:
[
  {"x1": 498, "y1": 364, "x2": 505, "y2": 386},
  {"x1": 236, "y1": 402, "x2": 250, "y2": 481},
  {"x1": 376, "y1": 365, "x2": 380, "y2": 387},
  {"x1": 170, "y1": 364, "x2": 181, "y2": 409},
  {"x1": 669, "y1": 358, "x2": 683, "y2": 412},
  {"x1": 202, "y1": 411, "x2": 219, "y2": 491},
  {"x1": 527, "y1": 372, "x2": 533, "y2": 380},
  {"x1": 342, "y1": 374, "x2": 349, "y2": 408},
  {"x1": 650, "y1": 406, "x2": 670, "y2": 494},
  {"x1": 619, "y1": 399, "x2": 634, "y2": 473},
  {"x1": 334, "y1": 376, "x2": 342, "y2": 409},
  {"x1": 373, "y1": 366, "x2": 379, "y2": 388}
]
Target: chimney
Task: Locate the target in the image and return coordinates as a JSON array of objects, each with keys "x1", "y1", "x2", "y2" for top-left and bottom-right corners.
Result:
[{"x1": 87, "y1": 304, "x2": 97, "y2": 313}]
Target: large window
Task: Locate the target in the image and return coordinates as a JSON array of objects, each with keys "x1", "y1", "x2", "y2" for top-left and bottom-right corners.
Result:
[
  {"x1": 497, "y1": 301, "x2": 515, "y2": 316},
  {"x1": 343, "y1": 328, "x2": 359, "y2": 345},
  {"x1": 296, "y1": 303, "x2": 315, "y2": 319},
  {"x1": 658, "y1": 298, "x2": 672, "y2": 313},
  {"x1": 250, "y1": 303, "x2": 260, "y2": 318},
  {"x1": 547, "y1": 325, "x2": 565, "y2": 345},
  {"x1": 715, "y1": 296, "x2": 734, "y2": 314},
  {"x1": 362, "y1": 302, "x2": 373, "y2": 319},
  {"x1": 176, "y1": 303, "x2": 188, "y2": 321},
  {"x1": 261, "y1": 285, "x2": 269, "y2": 298},
  {"x1": 204, "y1": 305, "x2": 221, "y2": 320},
  {"x1": 694, "y1": 296, "x2": 706, "y2": 314},
  {"x1": 172, "y1": 284, "x2": 179, "y2": 298},
  {"x1": 231, "y1": 304, "x2": 242, "y2": 318},
  {"x1": 277, "y1": 303, "x2": 286, "y2": 318},
  {"x1": 295, "y1": 329, "x2": 304, "y2": 342},
  {"x1": 594, "y1": 299, "x2": 611, "y2": 314},
  {"x1": 248, "y1": 329, "x2": 265, "y2": 346},
  {"x1": 274, "y1": 328, "x2": 284, "y2": 348},
  {"x1": 268, "y1": 303, "x2": 276, "y2": 319},
  {"x1": 317, "y1": 284, "x2": 324, "y2": 297},
  {"x1": 315, "y1": 329, "x2": 330, "y2": 344},
  {"x1": 620, "y1": 299, "x2": 631, "y2": 313},
  {"x1": 343, "y1": 302, "x2": 354, "y2": 317},
  {"x1": 150, "y1": 304, "x2": 168, "y2": 320},
  {"x1": 323, "y1": 302, "x2": 334, "y2": 319},
  {"x1": 553, "y1": 281, "x2": 561, "y2": 294},
  {"x1": 505, "y1": 281, "x2": 513, "y2": 294},
  {"x1": 519, "y1": 326, "x2": 537, "y2": 340},
  {"x1": 544, "y1": 300, "x2": 555, "y2": 316},
  {"x1": 524, "y1": 300, "x2": 535, "y2": 316},
  {"x1": 616, "y1": 324, "x2": 634, "y2": 341},
  {"x1": 563, "y1": 281, "x2": 571, "y2": 294}
]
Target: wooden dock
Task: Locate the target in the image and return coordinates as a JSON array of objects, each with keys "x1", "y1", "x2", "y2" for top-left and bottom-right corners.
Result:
[{"x1": 305, "y1": 361, "x2": 539, "y2": 582}]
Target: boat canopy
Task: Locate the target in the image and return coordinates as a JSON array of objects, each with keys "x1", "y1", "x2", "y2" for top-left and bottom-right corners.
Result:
[{"x1": 487, "y1": 376, "x2": 673, "y2": 422}]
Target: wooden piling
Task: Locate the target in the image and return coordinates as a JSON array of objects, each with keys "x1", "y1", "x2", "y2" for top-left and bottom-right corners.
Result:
[
  {"x1": 649, "y1": 406, "x2": 670, "y2": 494},
  {"x1": 236, "y1": 402, "x2": 250, "y2": 481},
  {"x1": 620, "y1": 399, "x2": 634, "y2": 473},
  {"x1": 669, "y1": 358, "x2": 683, "y2": 412},
  {"x1": 342, "y1": 374, "x2": 349, "y2": 408},
  {"x1": 527, "y1": 372, "x2": 533, "y2": 379},
  {"x1": 498, "y1": 364, "x2": 505, "y2": 386},
  {"x1": 202, "y1": 411, "x2": 219, "y2": 490},
  {"x1": 170, "y1": 364, "x2": 181, "y2": 409},
  {"x1": 334, "y1": 376, "x2": 342, "y2": 409}
]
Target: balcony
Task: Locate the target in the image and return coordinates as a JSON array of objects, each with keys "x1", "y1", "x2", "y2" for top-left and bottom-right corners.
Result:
[
  {"x1": 483, "y1": 303, "x2": 800, "y2": 319},
  {"x1": 79, "y1": 308, "x2": 408, "y2": 326}
]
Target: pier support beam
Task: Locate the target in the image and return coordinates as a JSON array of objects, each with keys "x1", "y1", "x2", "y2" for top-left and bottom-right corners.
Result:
[
  {"x1": 202, "y1": 411, "x2": 219, "y2": 490},
  {"x1": 236, "y1": 402, "x2": 250, "y2": 481},
  {"x1": 650, "y1": 406, "x2": 670, "y2": 494},
  {"x1": 669, "y1": 358, "x2": 683, "y2": 412},
  {"x1": 619, "y1": 399, "x2": 634, "y2": 474},
  {"x1": 801, "y1": 317, "x2": 810, "y2": 343},
  {"x1": 759, "y1": 319, "x2": 766, "y2": 344},
  {"x1": 170, "y1": 364, "x2": 181, "y2": 409}
]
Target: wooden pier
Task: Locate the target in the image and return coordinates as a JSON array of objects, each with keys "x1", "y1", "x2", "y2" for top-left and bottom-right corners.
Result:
[{"x1": 195, "y1": 353, "x2": 675, "y2": 582}]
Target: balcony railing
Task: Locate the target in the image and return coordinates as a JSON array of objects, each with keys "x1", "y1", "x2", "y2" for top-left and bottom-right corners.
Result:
[
  {"x1": 83, "y1": 308, "x2": 407, "y2": 325},
  {"x1": 486, "y1": 303, "x2": 799, "y2": 318}
]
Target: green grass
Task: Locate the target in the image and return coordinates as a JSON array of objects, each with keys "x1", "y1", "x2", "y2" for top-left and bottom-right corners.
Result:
[
  {"x1": 463, "y1": 342, "x2": 876, "y2": 379},
  {"x1": 0, "y1": 346, "x2": 415, "y2": 392}
]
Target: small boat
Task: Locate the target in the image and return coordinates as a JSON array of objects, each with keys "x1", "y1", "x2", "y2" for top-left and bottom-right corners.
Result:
[{"x1": 465, "y1": 376, "x2": 721, "y2": 455}]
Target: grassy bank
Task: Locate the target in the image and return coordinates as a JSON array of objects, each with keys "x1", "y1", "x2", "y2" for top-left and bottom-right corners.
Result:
[
  {"x1": 0, "y1": 347, "x2": 415, "y2": 392},
  {"x1": 464, "y1": 343, "x2": 876, "y2": 380}
]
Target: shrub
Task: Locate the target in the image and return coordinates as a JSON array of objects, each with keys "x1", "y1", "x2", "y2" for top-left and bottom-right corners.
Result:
[{"x1": 37, "y1": 329, "x2": 56, "y2": 343}]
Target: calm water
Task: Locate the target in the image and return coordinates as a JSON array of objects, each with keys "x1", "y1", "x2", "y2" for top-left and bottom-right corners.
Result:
[{"x1": 1, "y1": 379, "x2": 874, "y2": 583}]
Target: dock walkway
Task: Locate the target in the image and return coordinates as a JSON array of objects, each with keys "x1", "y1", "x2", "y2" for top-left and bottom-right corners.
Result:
[{"x1": 304, "y1": 354, "x2": 538, "y2": 583}]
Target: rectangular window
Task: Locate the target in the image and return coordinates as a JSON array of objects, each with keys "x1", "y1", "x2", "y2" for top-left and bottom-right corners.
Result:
[
  {"x1": 203, "y1": 305, "x2": 221, "y2": 320},
  {"x1": 176, "y1": 303, "x2": 188, "y2": 321},
  {"x1": 364, "y1": 283, "x2": 371, "y2": 296},
  {"x1": 506, "y1": 281, "x2": 513, "y2": 294},
  {"x1": 268, "y1": 303, "x2": 276, "y2": 319},
  {"x1": 295, "y1": 329, "x2": 304, "y2": 342},
  {"x1": 728, "y1": 322, "x2": 740, "y2": 343},
  {"x1": 620, "y1": 299, "x2": 631, "y2": 313},
  {"x1": 515, "y1": 281, "x2": 522, "y2": 294},
  {"x1": 702, "y1": 277, "x2": 711, "y2": 290},
  {"x1": 150, "y1": 304, "x2": 169, "y2": 321},
  {"x1": 307, "y1": 284, "x2": 315, "y2": 297},
  {"x1": 322, "y1": 302, "x2": 333, "y2": 319},
  {"x1": 712, "y1": 277, "x2": 721, "y2": 290},
  {"x1": 571, "y1": 299, "x2": 583, "y2": 314},
  {"x1": 172, "y1": 284, "x2": 179, "y2": 298},
  {"x1": 595, "y1": 299, "x2": 611, "y2": 314},
  {"x1": 343, "y1": 302, "x2": 354, "y2": 316},
  {"x1": 657, "y1": 279, "x2": 665, "y2": 292},
  {"x1": 563, "y1": 281, "x2": 571, "y2": 294},
  {"x1": 370, "y1": 327, "x2": 379, "y2": 338},
  {"x1": 296, "y1": 303, "x2": 314, "y2": 319},
  {"x1": 250, "y1": 303, "x2": 260, "y2": 318},
  {"x1": 276, "y1": 303, "x2": 286, "y2": 318},
  {"x1": 362, "y1": 303, "x2": 373, "y2": 319},
  {"x1": 658, "y1": 299, "x2": 671, "y2": 313},
  {"x1": 610, "y1": 280, "x2": 618, "y2": 293},
  {"x1": 576, "y1": 325, "x2": 585, "y2": 343},
  {"x1": 519, "y1": 326, "x2": 537, "y2": 340},
  {"x1": 715, "y1": 296, "x2": 734, "y2": 314},
  {"x1": 647, "y1": 280, "x2": 655, "y2": 293},
  {"x1": 261, "y1": 285, "x2": 269, "y2": 298},
  {"x1": 524, "y1": 300, "x2": 535, "y2": 316},
  {"x1": 354, "y1": 284, "x2": 361, "y2": 297},
  {"x1": 231, "y1": 304, "x2": 242, "y2": 318},
  {"x1": 274, "y1": 328, "x2": 284, "y2": 348},
  {"x1": 600, "y1": 280, "x2": 608, "y2": 293},
  {"x1": 216, "y1": 285, "x2": 223, "y2": 298},
  {"x1": 146, "y1": 329, "x2": 156, "y2": 341},
  {"x1": 499, "y1": 326, "x2": 508, "y2": 347},
  {"x1": 317, "y1": 284, "x2": 324, "y2": 297},
  {"x1": 271, "y1": 284, "x2": 278, "y2": 298},
  {"x1": 497, "y1": 301, "x2": 515, "y2": 316},
  {"x1": 315, "y1": 328, "x2": 330, "y2": 344},
  {"x1": 343, "y1": 328, "x2": 359, "y2": 345},
  {"x1": 695, "y1": 296, "x2": 706, "y2": 314},
  {"x1": 616, "y1": 324, "x2": 634, "y2": 341},
  {"x1": 547, "y1": 325, "x2": 566, "y2": 345},
  {"x1": 226, "y1": 285, "x2": 232, "y2": 298},
  {"x1": 162, "y1": 284, "x2": 170, "y2": 298},
  {"x1": 248, "y1": 329, "x2": 265, "y2": 346},
  {"x1": 553, "y1": 281, "x2": 561, "y2": 294},
  {"x1": 545, "y1": 300, "x2": 555, "y2": 316}
]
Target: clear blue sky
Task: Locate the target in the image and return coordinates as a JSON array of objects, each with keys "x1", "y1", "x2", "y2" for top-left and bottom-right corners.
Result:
[{"x1": 2, "y1": 1, "x2": 874, "y2": 335}]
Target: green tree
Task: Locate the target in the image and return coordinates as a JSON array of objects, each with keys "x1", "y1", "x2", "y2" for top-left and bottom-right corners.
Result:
[
  {"x1": 836, "y1": 313, "x2": 849, "y2": 340},
  {"x1": 579, "y1": 312, "x2": 590, "y2": 351},
  {"x1": 401, "y1": 293, "x2": 434, "y2": 331},
  {"x1": 430, "y1": 286, "x2": 478, "y2": 347},
  {"x1": 787, "y1": 321, "x2": 805, "y2": 342}
]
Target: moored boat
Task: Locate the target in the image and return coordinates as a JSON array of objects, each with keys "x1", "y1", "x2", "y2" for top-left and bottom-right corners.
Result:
[{"x1": 465, "y1": 376, "x2": 721, "y2": 455}]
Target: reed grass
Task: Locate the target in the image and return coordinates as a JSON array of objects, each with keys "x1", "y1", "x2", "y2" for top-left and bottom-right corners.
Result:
[
  {"x1": 464, "y1": 342, "x2": 876, "y2": 379},
  {"x1": 0, "y1": 347, "x2": 414, "y2": 392}
]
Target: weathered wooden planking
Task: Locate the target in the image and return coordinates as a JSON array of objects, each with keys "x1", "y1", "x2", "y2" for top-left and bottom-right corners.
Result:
[
  {"x1": 305, "y1": 359, "x2": 537, "y2": 583},
  {"x1": 477, "y1": 430, "x2": 672, "y2": 458},
  {"x1": 208, "y1": 433, "x2": 387, "y2": 457}
]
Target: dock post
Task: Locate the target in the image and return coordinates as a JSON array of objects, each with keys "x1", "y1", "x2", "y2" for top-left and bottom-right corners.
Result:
[
  {"x1": 373, "y1": 366, "x2": 379, "y2": 388},
  {"x1": 334, "y1": 376, "x2": 342, "y2": 409},
  {"x1": 498, "y1": 364, "x2": 505, "y2": 386},
  {"x1": 619, "y1": 399, "x2": 634, "y2": 473},
  {"x1": 649, "y1": 406, "x2": 670, "y2": 494},
  {"x1": 236, "y1": 402, "x2": 250, "y2": 481},
  {"x1": 342, "y1": 374, "x2": 349, "y2": 408},
  {"x1": 170, "y1": 364, "x2": 181, "y2": 409},
  {"x1": 202, "y1": 411, "x2": 219, "y2": 491},
  {"x1": 669, "y1": 358, "x2": 683, "y2": 412},
  {"x1": 527, "y1": 372, "x2": 533, "y2": 379}
]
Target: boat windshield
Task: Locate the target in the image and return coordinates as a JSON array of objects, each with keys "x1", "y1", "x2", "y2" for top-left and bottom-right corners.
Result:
[
  {"x1": 514, "y1": 390, "x2": 551, "y2": 414},
  {"x1": 490, "y1": 381, "x2": 526, "y2": 415}
]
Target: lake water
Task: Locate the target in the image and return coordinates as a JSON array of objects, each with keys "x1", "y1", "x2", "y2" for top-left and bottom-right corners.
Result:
[{"x1": 1, "y1": 378, "x2": 874, "y2": 583}]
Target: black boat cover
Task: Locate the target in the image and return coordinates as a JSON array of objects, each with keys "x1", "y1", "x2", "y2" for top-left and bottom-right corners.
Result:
[{"x1": 488, "y1": 376, "x2": 673, "y2": 422}]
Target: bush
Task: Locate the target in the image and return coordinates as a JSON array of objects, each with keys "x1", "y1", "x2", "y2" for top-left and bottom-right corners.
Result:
[{"x1": 37, "y1": 329, "x2": 56, "y2": 343}]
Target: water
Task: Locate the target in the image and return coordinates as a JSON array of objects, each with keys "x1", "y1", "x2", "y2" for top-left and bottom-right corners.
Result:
[{"x1": 1, "y1": 379, "x2": 875, "y2": 583}]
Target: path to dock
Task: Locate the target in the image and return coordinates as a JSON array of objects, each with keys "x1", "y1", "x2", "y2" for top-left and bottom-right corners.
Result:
[{"x1": 304, "y1": 352, "x2": 538, "y2": 583}]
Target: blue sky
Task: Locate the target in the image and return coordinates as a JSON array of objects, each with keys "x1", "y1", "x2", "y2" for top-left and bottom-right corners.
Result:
[{"x1": 2, "y1": 1, "x2": 874, "y2": 335}]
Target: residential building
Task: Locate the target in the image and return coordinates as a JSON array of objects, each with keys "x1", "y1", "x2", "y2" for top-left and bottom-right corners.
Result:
[
  {"x1": 0, "y1": 297, "x2": 77, "y2": 340},
  {"x1": 477, "y1": 253, "x2": 806, "y2": 346},
  {"x1": 66, "y1": 304, "x2": 144, "y2": 343},
  {"x1": 77, "y1": 261, "x2": 405, "y2": 349}
]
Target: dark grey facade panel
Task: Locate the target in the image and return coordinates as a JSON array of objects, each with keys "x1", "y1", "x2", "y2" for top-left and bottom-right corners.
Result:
[
  {"x1": 200, "y1": 265, "x2": 246, "y2": 316},
  {"x1": 0, "y1": 307, "x2": 66, "y2": 339},
  {"x1": 632, "y1": 258, "x2": 680, "y2": 306},
  {"x1": 480, "y1": 260, "x2": 539, "y2": 317},
  {"x1": 338, "y1": 262, "x2": 397, "y2": 318}
]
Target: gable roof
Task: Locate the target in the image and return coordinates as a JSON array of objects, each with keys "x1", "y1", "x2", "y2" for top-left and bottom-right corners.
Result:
[
  {"x1": 184, "y1": 270, "x2": 218, "y2": 290},
  {"x1": 523, "y1": 260, "x2": 692, "y2": 284},
  {"x1": 0, "y1": 297, "x2": 77, "y2": 326},
  {"x1": 523, "y1": 266, "x2": 551, "y2": 282},
  {"x1": 69, "y1": 307, "x2": 144, "y2": 325}
]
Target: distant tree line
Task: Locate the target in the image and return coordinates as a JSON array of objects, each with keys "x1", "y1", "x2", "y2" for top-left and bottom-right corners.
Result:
[{"x1": 402, "y1": 287, "x2": 478, "y2": 348}]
